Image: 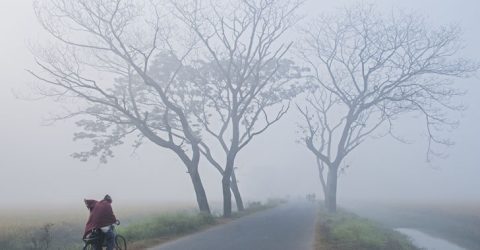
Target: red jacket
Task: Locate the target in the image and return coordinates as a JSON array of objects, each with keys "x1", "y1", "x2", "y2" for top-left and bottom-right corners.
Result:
[{"x1": 83, "y1": 199, "x2": 117, "y2": 238}]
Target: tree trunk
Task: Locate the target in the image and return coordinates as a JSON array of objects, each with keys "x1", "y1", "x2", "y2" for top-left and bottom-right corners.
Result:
[
  {"x1": 188, "y1": 167, "x2": 210, "y2": 214},
  {"x1": 231, "y1": 171, "x2": 244, "y2": 211},
  {"x1": 316, "y1": 158, "x2": 327, "y2": 201},
  {"x1": 222, "y1": 174, "x2": 232, "y2": 217},
  {"x1": 325, "y1": 167, "x2": 338, "y2": 213},
  {"x1": 223, "y1": 112, "x2": 240, "y2": 217}
]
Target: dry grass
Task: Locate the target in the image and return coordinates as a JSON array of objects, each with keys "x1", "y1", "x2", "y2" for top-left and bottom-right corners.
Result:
[{"x1": 0, "y1": 203, "x2": 193, "y2": 233}]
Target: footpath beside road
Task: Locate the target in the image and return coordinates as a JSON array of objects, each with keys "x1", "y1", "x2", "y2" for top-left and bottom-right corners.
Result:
[{"x1": 148, "y1": 201, "x2": 318, "y2": 250}]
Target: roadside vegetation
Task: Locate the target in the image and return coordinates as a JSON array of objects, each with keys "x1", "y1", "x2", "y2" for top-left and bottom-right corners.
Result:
[
  {"x1": 348, "y1": 202, "x2": 480, "y2": 250},
  {"x1": 0, "y1": 200, "x2": 282, "y2": 250},
  {"x1": 119, "y1": 212, "x2": 215, "y2": 250},
  {"x1": 315, "y1": 205, "x2": 420, "y2": 250}
]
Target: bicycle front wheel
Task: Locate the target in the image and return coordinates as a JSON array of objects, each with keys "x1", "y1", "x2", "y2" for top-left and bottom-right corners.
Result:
[{"x1": 115, "y1": 234, "x2": 127, "y2": 250}]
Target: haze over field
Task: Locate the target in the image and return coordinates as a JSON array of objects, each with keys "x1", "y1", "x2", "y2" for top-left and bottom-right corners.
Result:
[{"x1": 0, "y1": 0, "x2": 479, "y2": 212}]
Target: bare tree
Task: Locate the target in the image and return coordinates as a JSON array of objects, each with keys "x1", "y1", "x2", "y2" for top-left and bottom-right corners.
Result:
[
  {"x1": 171, "y1": 0, "x2": 305, "y2": 216},
  {"x1": 297, "y1": 4, "x2": 478, "y2": 213},
  {"x1": 31, "y1": 0, "x2": 211, "y2": 213}
]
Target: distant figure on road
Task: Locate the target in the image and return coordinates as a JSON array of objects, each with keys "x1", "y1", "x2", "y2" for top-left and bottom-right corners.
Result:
[
  {"x1": 306, "y1": 193, "x2": 316, "y2": 202},
  {"x1": 83, "y1": 194, "x2": 118, "y2": 250}
]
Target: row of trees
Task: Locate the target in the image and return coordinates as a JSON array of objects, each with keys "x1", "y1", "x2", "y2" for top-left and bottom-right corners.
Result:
[{"x1": 31, "y1": 0, "x2": 476, "y2": 214}]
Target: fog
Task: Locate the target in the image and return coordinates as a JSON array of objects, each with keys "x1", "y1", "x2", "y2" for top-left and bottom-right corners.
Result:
[{"x1": 0, "y1": 0, "x2": 479, "y2": 212}]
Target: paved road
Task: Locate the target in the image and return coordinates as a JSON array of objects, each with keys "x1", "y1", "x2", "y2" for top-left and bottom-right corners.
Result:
[{"x1": 148, "y1": 202, "x2": 317, "y2": 250}]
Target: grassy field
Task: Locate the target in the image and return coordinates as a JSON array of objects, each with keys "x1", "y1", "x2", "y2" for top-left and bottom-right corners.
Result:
[
  {"x1": 0, "y1": 200, "x2": 280, "y2": 250},
  {"x1": 345, "y1": 202, "x2": 480, "y2": 250},
  {"x1": 315, "y1": 205, "x2": 421, "y2": 250},
  {"x1": 0, "y1": 203, "x2": 195, "y2": 249}
]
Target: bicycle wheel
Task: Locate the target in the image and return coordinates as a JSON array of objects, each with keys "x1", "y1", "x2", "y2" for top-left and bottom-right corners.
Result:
[
  {"x1": 115, "y1": 234, "x2": 127, "y2": 250},
  {"x1": 83, "y1": 242, "x2": 95, "y2": 250}
]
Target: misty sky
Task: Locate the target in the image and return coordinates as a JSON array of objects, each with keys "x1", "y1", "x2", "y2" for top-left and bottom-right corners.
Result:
[{"x1": 0, "y1": 0, "x2": 479, "y2": 209}]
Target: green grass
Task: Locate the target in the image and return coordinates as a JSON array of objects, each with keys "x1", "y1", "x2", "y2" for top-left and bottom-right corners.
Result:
[{"x1": 315, "y1": 206, "x2": 420, "y2": 250}]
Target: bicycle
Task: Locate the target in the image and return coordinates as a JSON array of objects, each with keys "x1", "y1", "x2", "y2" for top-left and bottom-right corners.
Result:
[{"x1": 83, "y1": 221, "x2": 127, "y2": 250}]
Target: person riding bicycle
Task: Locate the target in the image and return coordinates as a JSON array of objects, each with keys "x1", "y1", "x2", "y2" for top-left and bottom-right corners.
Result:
[{"x1": 83, "y1": 194, "x2": 118, "y2": 250}]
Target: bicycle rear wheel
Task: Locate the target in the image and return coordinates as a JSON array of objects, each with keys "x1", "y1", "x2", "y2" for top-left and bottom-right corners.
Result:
[
  {"x1": 83, "y1": 243, "x2": 95, "y2": 250},
  {"x1": 115, "y1": 234, "x2": 127, "y2": 250}
]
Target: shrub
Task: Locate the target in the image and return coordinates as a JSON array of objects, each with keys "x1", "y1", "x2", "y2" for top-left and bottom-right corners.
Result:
[
  {"x1": 316, "y1": 207, "x2": 419, "y2": 250},
  {"x1": 120, "y1": 212, "x2": 215, "y2": 242}
]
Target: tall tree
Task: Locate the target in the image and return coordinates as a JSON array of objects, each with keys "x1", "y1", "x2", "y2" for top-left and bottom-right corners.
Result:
[
  {"x1": 297, "y1": 4, "x2": 478, "y2": 212},
  {"x1": 31, "y1": 0, "x2": 211, "y2": 213},
  {"x1": 171, "y1": 0, "x2": 304, "y2": 216}
]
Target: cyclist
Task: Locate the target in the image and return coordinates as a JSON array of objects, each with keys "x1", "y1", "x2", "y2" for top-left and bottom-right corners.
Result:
[{"x1": 83, "y1": 194, "x2": 118, "y2": 250}]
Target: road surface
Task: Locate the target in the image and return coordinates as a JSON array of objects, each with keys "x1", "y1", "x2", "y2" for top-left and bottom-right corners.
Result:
[{"x1": 148, "y1": 201, "x2": 318, "y2": 250}]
